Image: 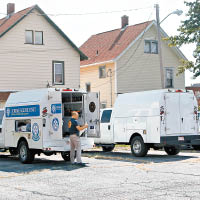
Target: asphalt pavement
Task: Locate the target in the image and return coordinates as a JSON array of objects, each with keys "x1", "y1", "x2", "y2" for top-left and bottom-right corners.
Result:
[{"x1": 0, "y1": 149, "x2": 200, "y2": 200}]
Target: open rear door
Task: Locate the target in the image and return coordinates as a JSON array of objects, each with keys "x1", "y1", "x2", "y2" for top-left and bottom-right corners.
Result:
[
  {"x1": 48, "y1": 90, "x2": 63, "y2": 140},
  {"x1": 84, "y1": 92, "x2": 100, "y2": 138}
]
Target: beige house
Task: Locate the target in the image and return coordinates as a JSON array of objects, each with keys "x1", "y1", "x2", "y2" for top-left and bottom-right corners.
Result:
[
  {"x1": 0, "y1": 4, "x2": 87, "y2": 108},
  {"x1": 80, "y1": 16, "x2": 186, "y2": 108}
]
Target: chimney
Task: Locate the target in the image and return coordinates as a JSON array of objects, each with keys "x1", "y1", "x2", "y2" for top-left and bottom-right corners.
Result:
[
  {"x1": 121, "y1": 15, "x2": 129, "y2": 29},
  {"x1": 7, "y1": 3, "x2": 15, "y2": 16}
]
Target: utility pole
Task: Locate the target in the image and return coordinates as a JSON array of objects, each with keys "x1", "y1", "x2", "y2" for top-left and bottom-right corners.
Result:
[
  {"x1": 155, "y1": 4, "x2": 165, "y2": 89},
  {"x1": 107, "y1": 69, "x2": 113, "y2": 107}
]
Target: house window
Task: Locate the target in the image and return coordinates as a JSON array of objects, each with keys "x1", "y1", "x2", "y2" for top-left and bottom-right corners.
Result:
[
  {"x1": 165, "y1": 68, "x2": 174, "y2": 88},
  {"x1": 100, "y1": 102, "x2": 107, "y2": 109},
  {"x1": 99, "y1": 66, "x2": 106, "y2": 78},
  {"x1": 15, "y1": 119, "x2": 31, "y2": 132},
  {"x1": 144, "y1": 40, "x2": 158, "y2": 54},
  {"x1": 25, "y1": 30, "x2": 33, "y2": 44},
  {"x1": 86, "y1": 82, "x2": 91, "y2": 92},
  {"x1": 53, "y1": 61, "x2": 64, "y2": 85},
  {"x1": 35, "y1": 31, "x2": 43, "y2": 45}
]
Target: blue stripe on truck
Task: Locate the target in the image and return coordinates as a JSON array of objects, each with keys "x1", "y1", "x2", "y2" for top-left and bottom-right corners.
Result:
[{"x1": 5, "y1": 105, "x2": 40, "y2": 118}]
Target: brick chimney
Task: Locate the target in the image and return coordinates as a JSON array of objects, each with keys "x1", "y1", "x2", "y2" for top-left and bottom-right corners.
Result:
[
  {"x1": 121, "y1": 15, "x2": 129, "y2": 29},
  {"x1": 7, "y1": 3, "x2": 15, "y2": 16}
]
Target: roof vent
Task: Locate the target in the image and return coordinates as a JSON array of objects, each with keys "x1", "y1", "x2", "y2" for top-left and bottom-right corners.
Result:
[
  {"x1": 121, "y1": 15, "x2": 129, "y2": 29},
  {"x1": 7, "y1": 3, "x2": 15, "y2": 16},
  {"x1": 96, "y1": 50, "x2": 99, "y2": 56}
]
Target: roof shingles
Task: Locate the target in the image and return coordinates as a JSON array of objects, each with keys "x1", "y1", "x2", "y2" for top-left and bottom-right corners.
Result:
[
  {"x1": 80, "y1": 21, "x2": 152, "y2": 66},
  {"x1": 0, "y1": 6, "x2": 34, "y2": 36}
]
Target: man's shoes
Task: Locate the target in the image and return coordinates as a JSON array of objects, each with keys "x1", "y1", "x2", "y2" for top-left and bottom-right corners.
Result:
[{"x1": 76, "y1": 162, "x2": 87, "y2": 167}]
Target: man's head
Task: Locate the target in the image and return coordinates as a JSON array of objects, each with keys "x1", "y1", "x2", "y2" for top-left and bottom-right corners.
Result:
[{"x1": 72, "y1": 111, "x2": 79, "y2": 120}]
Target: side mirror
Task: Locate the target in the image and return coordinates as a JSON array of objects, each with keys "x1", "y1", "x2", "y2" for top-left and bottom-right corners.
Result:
[{"x1": 108, "y1": 125, "x2": 111, "y2": 130}]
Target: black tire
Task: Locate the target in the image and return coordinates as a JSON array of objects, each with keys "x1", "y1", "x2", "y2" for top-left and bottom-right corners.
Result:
[
  {"x1": 131, "y1": 136, "x2": 148, "y2": 157},
  {"x1": 102, "y1": 145, "x2": 115, "y2": 152},
  {"x1": 9, "y1": 148, "x2": 18, "y2": 156},
  {"x1": 192, "y1": 145, "x2": 200, "y2": 151},
  {"x1": 164, "y1": 146, "x2": 180, "y2": 155},
  {"x1": 18, "y1": 141, "x2": 35, "y2": 164},
  {"x1": 61, "y1": 151, "x2": 70, "y2": 161}
]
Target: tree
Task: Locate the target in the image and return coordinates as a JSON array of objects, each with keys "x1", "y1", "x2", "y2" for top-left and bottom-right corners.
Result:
[{"x1": 167, "y1": 0, "x2": 200, "y2": 77}]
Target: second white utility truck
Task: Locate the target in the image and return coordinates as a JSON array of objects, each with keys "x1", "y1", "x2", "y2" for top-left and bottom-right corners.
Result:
[
  {"x1": 95, "y1": 89, "x2": 200, "y2": 156},
  {"x1": 0, "y1": 88, "x2": 100, "y2": 163}
]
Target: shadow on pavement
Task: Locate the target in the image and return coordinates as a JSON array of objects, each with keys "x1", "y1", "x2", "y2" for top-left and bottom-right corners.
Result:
[
  {"x1": 0, "y1": 154, "x2": 86, "y2": 174},
  {"x1": 82, "y1": 150, "x2": 198, "y2": 164}
]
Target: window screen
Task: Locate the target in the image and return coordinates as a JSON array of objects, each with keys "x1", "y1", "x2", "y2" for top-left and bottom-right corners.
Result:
[
  {"x1": 99, "y1": 66, "x2": 106, "y2": 78},
  {"x1": 53, "y1": 61, "x2": 64, "y2": 85},
  {"x1": 86, "y1": 82, "x2": 91, "y2": 92},
  {"x1": 101, "y1": 110, "x2": 112, "y2": 123},
  {"x1": 165, "y1": 68, "x2": 174, "y2": 88},
  {"x1": 25, "y1": 30, "x2": 33, "y2": 44},
  {"x1": 35, "y1": 31, "x2": 43, "y2": 45},
  {"x1": 144, "y1": 40, "x2": 158, "y2": 54}
]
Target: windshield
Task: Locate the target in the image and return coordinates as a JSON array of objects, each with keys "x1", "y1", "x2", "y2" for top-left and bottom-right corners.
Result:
[{"x1": 0, "y1": 110, "x2": 4, "y2": 125}]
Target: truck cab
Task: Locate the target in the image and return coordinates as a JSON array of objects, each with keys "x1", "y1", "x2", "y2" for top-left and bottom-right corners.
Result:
[{"x1": 94, "y1": 108, "x2": 115, "y2": 151}]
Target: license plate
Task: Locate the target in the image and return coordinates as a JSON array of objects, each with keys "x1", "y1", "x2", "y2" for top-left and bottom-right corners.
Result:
[
  {"x1": 90, "y1": 126, "x2": 94, "y2": 129},
  {"x1": 178, "y1": 136, "x2": 184, "y2": 141}
]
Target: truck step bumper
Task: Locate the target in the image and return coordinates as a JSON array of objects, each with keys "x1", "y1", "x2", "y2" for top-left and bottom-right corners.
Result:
[{"x1": 161, "y1": 135, "x2": 200, "y2": 146}]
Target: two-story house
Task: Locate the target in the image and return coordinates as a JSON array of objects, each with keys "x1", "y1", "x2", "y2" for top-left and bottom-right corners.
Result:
[
  {"x1": 0, "y1": 3, "x2": 87, "y2": 108},
  {"x1": 80, "y1": 16, "x2": 186, "y2": 108}
]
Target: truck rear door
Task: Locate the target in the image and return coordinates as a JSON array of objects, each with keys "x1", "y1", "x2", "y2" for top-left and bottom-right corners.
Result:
[
  {"x1": 83, "y1": 92, "x2": 100, "y2": 138},
  {"x1": 180, "y1": 93, "x2": 197, "y2": 134},
  {"x1": 48, "y1": 90, "x2": 63, "y2": 140},
  {"x1": 0, "y1": 110, "x2": 4, "y2": 147},
  {"x1": 165, "y1": 93, "x2": 181, "y2": 135}
]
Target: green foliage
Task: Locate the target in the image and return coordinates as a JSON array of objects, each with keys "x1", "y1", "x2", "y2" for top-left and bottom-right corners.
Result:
[{"x1": 167, "y1": 0, "x2": 200, "y2": 77}]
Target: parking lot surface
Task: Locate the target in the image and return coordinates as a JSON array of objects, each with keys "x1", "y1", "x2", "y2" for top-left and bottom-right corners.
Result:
[{"x1": 0, "y1": 148, "x2": 200, "y2": 200}]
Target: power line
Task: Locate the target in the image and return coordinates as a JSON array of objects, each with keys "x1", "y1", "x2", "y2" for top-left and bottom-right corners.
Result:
[
  {"x1": 91, "y1": 8, "x2": 154, "y2": 89},
  {"x1": 0, "y1": 6, "x2": 152, "y2": 17}
]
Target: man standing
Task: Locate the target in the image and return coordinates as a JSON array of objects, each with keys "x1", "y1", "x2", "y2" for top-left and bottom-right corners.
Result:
[{"x1": 68, "y1": 111, "x2": 88, "y2": 166}]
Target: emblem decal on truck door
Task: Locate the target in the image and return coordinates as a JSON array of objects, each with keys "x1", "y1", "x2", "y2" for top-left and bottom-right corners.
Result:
[
  {"x1": 32, "y1": 123, "x2": 40, "y2": 141},
  {"x1": 52, "y1": 118, "x2": 59, "y2": 131}
]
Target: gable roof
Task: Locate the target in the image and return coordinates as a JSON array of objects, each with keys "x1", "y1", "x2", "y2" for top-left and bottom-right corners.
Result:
[
  {"x1": 80, "y1": 21, "x2": 152, "y2": 66},
  {"x1": 80, "y1": 20, "x2": 187, "y2": 66},
  {"x1": 0, "y1": 5, "x2": 87, "y2": 61}
]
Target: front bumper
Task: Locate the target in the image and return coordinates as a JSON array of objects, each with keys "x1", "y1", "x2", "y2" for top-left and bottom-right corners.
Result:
[{"x1": 160, "y1": 135, "x2": 200, "y2": 146}]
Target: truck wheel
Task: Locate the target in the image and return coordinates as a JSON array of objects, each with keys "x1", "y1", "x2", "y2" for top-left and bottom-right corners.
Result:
[
  {"x1": 102, "y1": 145, "x2": 115, "y2": 152},
  {"x1": 61, "y1": 151, "x2": 70, "y2": 161},
  {"x1": 18, "y1": 141, "x2": 35, "y2": 164},
  {"x1": 9, "y1": 148, "x2": 18, "y2": 156},
  {"x1": 131, "y1": 136, "x2": 148, "y2": 157},
  {"x1": 164, "y1": 146, "x2": 180, "y2": 155}
]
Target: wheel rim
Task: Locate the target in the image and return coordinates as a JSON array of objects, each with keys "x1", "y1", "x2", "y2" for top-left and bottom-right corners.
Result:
[
  {"x1": 133, "y1": 140, "x2": 142, "y2": 154},
  {"x1": 20, "y1": 145, "x2": 27, "y2": 161}
]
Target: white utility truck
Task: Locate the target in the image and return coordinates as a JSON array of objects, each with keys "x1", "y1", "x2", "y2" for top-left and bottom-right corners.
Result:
[
  {"x1": 95, "y1": 89, "x2": 200, "y2": 157},
  {"x1": 0, "y1": 88, "x2": 100, "y2": 163}
]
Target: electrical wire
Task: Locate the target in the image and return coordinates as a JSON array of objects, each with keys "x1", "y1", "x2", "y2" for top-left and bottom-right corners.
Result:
[
  {"x1": 91, "y1": 8, "x2": 154, "y2": 89},
  {"x1": 0, "y1": 6, "x2": 152, "y2": 17}
]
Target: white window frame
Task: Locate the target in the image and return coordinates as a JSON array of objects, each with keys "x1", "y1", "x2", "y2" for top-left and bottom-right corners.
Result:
[
  {"x1": 53, "y1": 61, "x2": 64, "y2": 85},
  {"x1": 165, "y1": 67, "x2": 174, "y2": 88}
]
